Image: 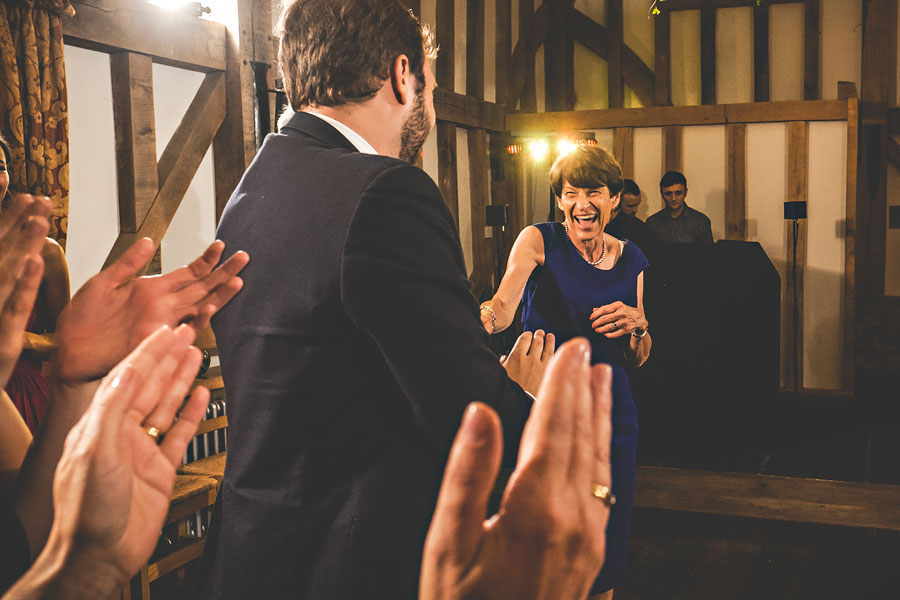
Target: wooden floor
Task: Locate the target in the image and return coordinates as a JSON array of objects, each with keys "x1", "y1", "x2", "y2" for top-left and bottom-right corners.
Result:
[{"x1": 618, "y1": 508, "x2": 900, "y2": 600}]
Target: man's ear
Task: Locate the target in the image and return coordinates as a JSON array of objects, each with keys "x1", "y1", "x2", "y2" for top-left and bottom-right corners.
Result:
[
  {"x1": 612, "y1": 192, "x2": 621, "y2": 211},
  {"x1": 390, "y1": 54, "x2": 413, "y2": 105}
]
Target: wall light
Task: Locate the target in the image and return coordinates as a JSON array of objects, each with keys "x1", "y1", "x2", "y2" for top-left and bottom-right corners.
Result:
[{"x1": 528, "y1": 140, "x2": 548, "y2": 162}]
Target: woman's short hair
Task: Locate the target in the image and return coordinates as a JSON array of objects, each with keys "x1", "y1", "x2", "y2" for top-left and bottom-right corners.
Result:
[
  {"x1": 0, "y1": 132, "x2": 10, "y2": 165},
  {"x1": 277, "y1": 0, "x2": 437, "y2": 111},
  {"x1": 549, "y1": 146, "x2": 623, "y2": 198}
]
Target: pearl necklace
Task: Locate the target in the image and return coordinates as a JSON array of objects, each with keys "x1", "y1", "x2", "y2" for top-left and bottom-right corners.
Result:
[{"x1": 564, "y1": 222, "x2": 607, "y2": 266}]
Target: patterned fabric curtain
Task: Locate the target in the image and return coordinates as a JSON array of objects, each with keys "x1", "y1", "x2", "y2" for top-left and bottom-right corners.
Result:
[{"x1": 0, "y1": 0, "x2": 73, "y2": 246}]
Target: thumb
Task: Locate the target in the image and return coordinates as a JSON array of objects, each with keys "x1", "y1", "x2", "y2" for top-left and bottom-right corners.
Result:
[{"x1": 427, "y1": 403, "x2": 502, "y2": 562}]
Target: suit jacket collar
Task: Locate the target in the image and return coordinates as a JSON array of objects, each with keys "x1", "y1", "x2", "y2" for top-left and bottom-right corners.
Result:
[{"x1": 279, "y1": 111, "x2": 359, "y2": 153}]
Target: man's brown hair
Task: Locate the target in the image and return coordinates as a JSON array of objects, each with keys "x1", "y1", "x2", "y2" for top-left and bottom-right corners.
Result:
[
  {"x1": 277, "y1": 0, "x2": 437, "y2": 110},
  {"x1": 549, "y1": 146, "x2": 623, "y2": 198}
]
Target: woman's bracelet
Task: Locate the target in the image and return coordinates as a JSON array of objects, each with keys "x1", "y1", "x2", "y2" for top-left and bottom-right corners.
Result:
[{"x1": 480, "y1": 304, "x2": 496, "y2": 334}]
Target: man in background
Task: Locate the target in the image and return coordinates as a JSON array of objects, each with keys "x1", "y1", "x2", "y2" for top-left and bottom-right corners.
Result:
[
  {"x1": 605, "y1": 178, "x2": 655, "y2": 255},
  {"x1": 646, "y1": 171, "x2": 713, "y2": 244}
]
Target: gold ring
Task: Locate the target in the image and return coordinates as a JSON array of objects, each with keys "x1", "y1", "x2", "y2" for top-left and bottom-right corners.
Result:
[
  {"x1": 144, "y1": 425, "x2": 160, "y2": 441},
  {"x1": 591, "y1": 483, "x2": 616, "y2": 507}
]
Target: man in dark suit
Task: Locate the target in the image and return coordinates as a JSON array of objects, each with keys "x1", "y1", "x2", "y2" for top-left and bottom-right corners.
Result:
[{"x1": 196, "y1": 1, "x2": 551, "y2": 597}]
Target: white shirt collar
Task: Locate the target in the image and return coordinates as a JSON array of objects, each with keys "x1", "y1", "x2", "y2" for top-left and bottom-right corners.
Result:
[{"x1": 304, "y1": 110, "x2": 378, "y2": 155}]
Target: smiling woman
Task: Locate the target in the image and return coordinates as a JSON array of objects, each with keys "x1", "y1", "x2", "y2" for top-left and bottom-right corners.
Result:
[{"x1": 479, "y1": 144, "x2": 651, "y2": 598}]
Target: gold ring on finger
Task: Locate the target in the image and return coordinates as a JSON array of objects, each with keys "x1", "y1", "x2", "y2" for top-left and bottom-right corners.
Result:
[
  {"x1": 143, "y1": 425, "x2": 161, "y2": 441},
  {"x1": 591, "y1": 483, "x2": 616, "y2": 507}
]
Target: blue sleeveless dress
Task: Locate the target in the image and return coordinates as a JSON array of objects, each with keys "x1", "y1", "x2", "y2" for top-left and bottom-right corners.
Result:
[{"x1": 522, "y1": 222, "x2": 648, "y2": 593}]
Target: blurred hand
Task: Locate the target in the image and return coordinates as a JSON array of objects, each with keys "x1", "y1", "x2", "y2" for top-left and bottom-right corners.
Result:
[
  {"x1": 590, "y1": 301, "x2": 647, "y2": 338},
  {"x1": 47, "y1": 324, "x2": 209, "y2": 584},
  {"x1": 421, "y1": 338, "x2": 613, "y2": 600},
  {"x1": 0, "y1": 194, "x2": 50, "y2": 386},
  {"x1": 53, "y1": 238, "x2": 249, "y2": 383},
  {"x1": 499, "y1": 329, "x2": 555, "y2": 396}
]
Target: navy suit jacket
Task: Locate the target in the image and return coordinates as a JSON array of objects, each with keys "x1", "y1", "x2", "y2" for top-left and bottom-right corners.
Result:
[{"x1": 196, "y1": 112, "x2": 532, "y2": 598}]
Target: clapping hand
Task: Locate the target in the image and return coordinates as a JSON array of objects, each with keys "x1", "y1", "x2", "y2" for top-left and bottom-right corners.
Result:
[
  {"x1": 421, "y1": 338, "x2": 613, "y2": 600},
  {"x1": 46, "y1": 324, "x2": 209, "y2": 586},
  {"x1": 499, "y1": 329, "x2": 556, "y2": 396},
  {"x1": 0, "y1": 194, "x2": 50, "y2": 386},
  {"x1": 53, "y1": 238, "x2": 249, "y2": 383},
  {"x1": 590, "y1": 301, "x2": 647, "y2": 338}
]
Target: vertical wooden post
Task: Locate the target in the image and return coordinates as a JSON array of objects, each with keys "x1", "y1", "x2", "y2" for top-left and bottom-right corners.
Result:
[
  {"x1": 784, "y1": 121, "x2": 808, "y2": 391},
  {"x1": 467, "y1": 0, "x2": 491, "y2": 287},
  {"x1": 700, "y1": 7, "x2": 716, "y2": 105},
  {"x1": 495, "y1": 0, "x2": 511, "y2": 107},
  {"x1": 654, "y1": 9, "x2": 671, "y2": 107},
  {"x1": 663, "y1": 126, "x2": 682, "y2": 173},
  {"x1": 110, "y1": 52, "x2": 158, "y2": 234},
  {"x1": 753, "y1": 2, "x2": 769, "y2": 102},
  {"x1": 519, "y1": 0, "x2": 537, "y2": 111},
  {"x1": 436, "y1": 0, "x2": 458, "y2": 227},
  {"x1": 840, "y1": 82, "x2": 858, "y2": 392},
  {"x1": 607, "y1": 0, "x2": 624, "y2": 109},
  {"x1": 545, "y1": 0, "x2": 572, "y2": 111},
  {"x1": 613, "y1": 127, "x2": 634, "y2": 179},
  {"x1": 725, "y1": 123, "x2": 746, "y2": 241},
  {"x1": 804, "y1": 0, "x2": 820, "y2": 101}
]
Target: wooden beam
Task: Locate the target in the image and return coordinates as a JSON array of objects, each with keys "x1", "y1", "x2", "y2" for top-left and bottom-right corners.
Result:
[
  {"x1": 495, "y1": 0, "x2": 512, "y2": 107},
  {"x1": 634, "y1": 467, "x2": 900, "y2": 531},
  {"x1": 110, "y1": 52, "x2": 158, "y2": 234},
  {"x1": 804, "y1": 0, "x2": 820, "y2": 100},
  {"x1": 435, "y1": 0, "x2": 454, "y2": 92},
  {"x1": 888, "y1": 136, "x2": 900, "y2": 170},
  {"x1": 436, "y1": 89, "x2": 505, "y2": 132},
  {"x1": 753, "y1": 2, "x2": 769, "y2": 102},
  {"x1": 545, "y1": 0, "x2": 571, "y2": 112},
  {"x1": 661, "y1": 0, "x2": 803, "y2": 9},
  {"x1": 663, "y1": 125, "x2": 682, "y2": 173},
  {"x1": 654, "y1": 9, "x2": 671, "y2": 106},
  {"x1": 509, "y1": 1, "x2": 549, "y2": 111},
  {"x1": 505, "y1": 99, "x2": 848, "y2": 133},
  {"x1": 104, "y1": 72, "x2": 226, "y2": 269},
  {"x1": 888, "y1": 108, "x2": 900, "y2": 133},
  {"x1": 844, "y1": 91, "x2": 858, "y2": 392},
  {"x1": 437, "y1": 123, "x2": 459, "y2": 228},
  {"x1": 569, "y1": 8, "x2": 656, "y2": 109},
  {"x1": 607, "y1": 0, "x2": 624, "y2": 109},
  {"x1": 613, "y1": 127, "x2": 634, "y2": 178},
  {"x1": 468, "y1": 129, "x2": 491, "y2": 295},
  {"x1": 724, "y1": 123, "x2": 746, "y2": 240},
  {"x1": 784, "y1": 120, "x2": 808, "y2": 390},
  {"x1": 701, "y1": 7, "x2": 716, "y2": 105},
  {"x1": 64, "y1": 0, "x2": 226, "y2": 72}
]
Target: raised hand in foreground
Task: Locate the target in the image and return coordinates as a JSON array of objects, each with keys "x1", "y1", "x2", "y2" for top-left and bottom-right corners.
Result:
[
  {"x1": 53, "y1": 238, "x2": 249, "y2": 383},
  {"x1": 499, "y1": 329, "x2": 556, "y2": 397},
  {"x1": 3, "y1": 325, "x2": 209, "y2": 600},
  {"x1": 421, "y1": 338, "x2": 613, "y2": 600},
  {"x1": 0, "y1": 194, "x2": 50, "y2": 386}
]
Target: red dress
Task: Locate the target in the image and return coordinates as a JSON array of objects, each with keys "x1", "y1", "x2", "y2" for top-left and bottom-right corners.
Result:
[{"x1": 5, "y1": 307, "x2": 49, "y2": 434}]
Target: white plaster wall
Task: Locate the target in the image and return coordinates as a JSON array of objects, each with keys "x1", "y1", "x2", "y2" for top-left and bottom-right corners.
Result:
[
  {"x1": 422, "y1": 129, "x2": 439, "y2": 186},
  {"x1": 485, "y1": 0, "x2": 497, "y2": 103},
  {"x1": 716, "y1": 7, "x2": 753, "y2": 105},
  {"x1": 65, "y1": 46, "x2": 119, "y2": 293},
  {"x1": 681, "y1": 126, "x2": 726, "y2": 241},
  {"x1": 804, "y1": 121, "x2": 846, "y2": 390},
  {"x1": 769, "y1": 3, "x2": 805, "y2": 101},
  {"x1": 670, "y1": 9, "x2": 701, "y2": 106},
  {"x1": 821, "y1": 0, "x2": 862, "y2": 100},
  {"x1": 745, "y1": 123, "x2": 789, "y2": 387},
  {"x1": 575, "y1": 0, "x2": 606, "y2": 25},
  {"x1": 154, "y1": 64, "x2": 216, "y2": 274},
  {"x1": 574, "y1": 41, "x2": 608, "y2": 110},
  {"x1": 624, "y1": 0, "x2": 654, "y2": 70},
  {"x1": 455, "y1": 0, "x2": 467, "y2": 94},
  {"x1": 632, "y1": 127, "x2": 664, "y2": 220}
]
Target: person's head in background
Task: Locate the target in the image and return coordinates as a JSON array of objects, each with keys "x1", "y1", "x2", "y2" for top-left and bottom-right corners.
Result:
[
  {"x1": 620, "y1": 179, "x2": 642, "y2": 219},
  {"x1": 659, "y1": 171, "x2": 688, "y2": 218}
]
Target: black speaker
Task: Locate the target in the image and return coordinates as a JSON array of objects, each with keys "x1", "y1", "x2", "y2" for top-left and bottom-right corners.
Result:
[
  {"x1": 784, "y1": 200, "x2": 807, "y2": 220},
  {"x1": 486, "y1": 204, "x2": 508, "y2": 227}
]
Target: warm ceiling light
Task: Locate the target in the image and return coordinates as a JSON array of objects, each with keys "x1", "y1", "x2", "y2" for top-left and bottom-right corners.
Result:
[{"x1": 528, "y1": 140, "x2": 548, "y2": 162}]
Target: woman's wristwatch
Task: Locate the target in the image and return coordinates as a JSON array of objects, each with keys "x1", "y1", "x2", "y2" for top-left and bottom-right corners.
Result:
[{"x1": 631, "y1": 325, "x2": 648, "y2": 339}]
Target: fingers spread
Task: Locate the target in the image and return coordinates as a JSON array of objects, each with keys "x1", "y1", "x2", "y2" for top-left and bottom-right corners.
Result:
[
  {"x1": 104, "y1": 238, "x2": 155, "y2": 287},
  {"x1": 426, "y1": 403, "x2": 502, "y2": 561}
]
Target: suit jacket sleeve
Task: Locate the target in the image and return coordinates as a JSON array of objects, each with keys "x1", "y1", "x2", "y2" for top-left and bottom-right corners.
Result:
[{"x1": 341, "y1": 162, "x2": 532, "y2": 460}]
